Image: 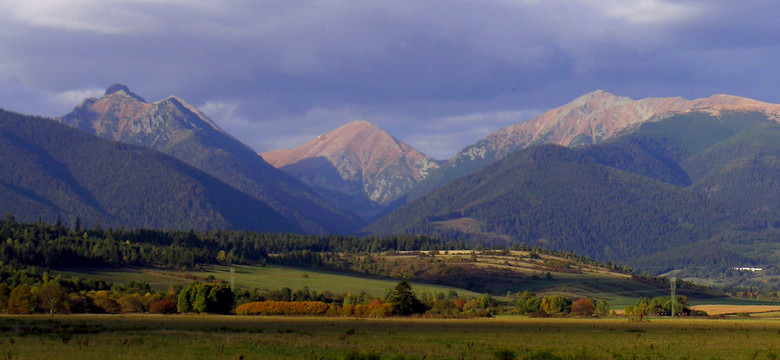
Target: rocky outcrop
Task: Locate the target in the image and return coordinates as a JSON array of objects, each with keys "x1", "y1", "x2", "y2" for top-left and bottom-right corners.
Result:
[{"x1": 61, "y1": 84, "x2": 234, "y2": 150}]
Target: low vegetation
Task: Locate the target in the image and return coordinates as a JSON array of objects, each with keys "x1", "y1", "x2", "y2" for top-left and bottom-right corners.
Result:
[{"x1": 2, "y1": 315, "x2": 780, "y2": 359}]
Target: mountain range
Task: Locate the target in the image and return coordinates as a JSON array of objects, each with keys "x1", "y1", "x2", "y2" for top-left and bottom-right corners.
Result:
[
  {"x1": 0, "y1": 108, "x2": 297, "y2": 232},
  {"x1": 369, "y1": 108, "x2": 780, "y2": 273},
  {"x1": 58, "y1": 85, "x2": 363, "y2": 234},
  {"x1": 5, "y1": 84, "x2": 780, "y2": 276},
  {"x1": 405, "y1": 91, "x2": 780, "y2": 201}
]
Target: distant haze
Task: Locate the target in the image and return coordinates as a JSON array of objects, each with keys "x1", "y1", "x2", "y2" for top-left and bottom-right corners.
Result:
[{"x1": 1, "y1": 1, "x2": 778, "y2": 159}]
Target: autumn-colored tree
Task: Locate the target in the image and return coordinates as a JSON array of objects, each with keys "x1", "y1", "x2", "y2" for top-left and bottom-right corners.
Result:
[
  {"x1": 38, "y1": 281, "x2": 70, "y2": 314},
  {"x1": 93, "y1": 295, "x2": 121, "y2": 313},
  {"x1": 117, "y1": 294, "x2": 145, "y2": 313},
  {"x1": 149, "y1": 298, "x2": 178, "y2": 314},
  {"x1": 570, "y1": 298, "x2": 595, "y2": 316},
  {"x1": 7, "y1": 284, "x2": 35, "y2": 314}
]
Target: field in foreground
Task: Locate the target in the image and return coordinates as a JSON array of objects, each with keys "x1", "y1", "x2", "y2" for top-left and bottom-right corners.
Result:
[{"x1": 2, "y1": 315, "x2": 780, "y2": 360}]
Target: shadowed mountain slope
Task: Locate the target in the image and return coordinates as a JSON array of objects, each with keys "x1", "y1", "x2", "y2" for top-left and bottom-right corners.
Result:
[
  {"x1": 60, "y1": 85, "x2": 363, "y2": 234},
  {"x1": 0, "y1": 108, "x2": 298, "y2": 232},
  {"x1": 407, "y1": 91, "x2": 780, "y2": 201},
  {"x1": 368, "y1": 110, "x2": 780, "y2": 273}
]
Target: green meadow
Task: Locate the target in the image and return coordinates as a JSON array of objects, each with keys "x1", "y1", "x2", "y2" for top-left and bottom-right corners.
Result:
[
  {"x1": 2, "y1": 315, "x2": 780, "y2": 359},
  {"x1": 57, "y1": 265, "x2": 485, "y2": 298}
]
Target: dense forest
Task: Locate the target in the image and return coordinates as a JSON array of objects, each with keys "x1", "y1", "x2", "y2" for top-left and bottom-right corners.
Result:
[
  {"x1": 0, "y1": 217, "x2": 640, "y2": 316},
  {"x1": 0, "y1": 214, "x2": 457, "y2": 270}
]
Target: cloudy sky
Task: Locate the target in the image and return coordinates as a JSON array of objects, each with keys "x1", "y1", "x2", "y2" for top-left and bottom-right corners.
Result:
[{"x1": 1, "y1": 1, "x2": 778, "y2": 159}]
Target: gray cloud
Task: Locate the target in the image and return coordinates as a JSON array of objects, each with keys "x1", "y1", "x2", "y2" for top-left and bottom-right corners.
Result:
[{"x1": 0, "y1": 0, "x2": 778, "y2": 159}]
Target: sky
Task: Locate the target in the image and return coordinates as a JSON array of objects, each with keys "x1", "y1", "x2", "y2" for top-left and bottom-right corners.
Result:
[{"x1": 1, "y1": 1, "x2": 778, "y2": 160}]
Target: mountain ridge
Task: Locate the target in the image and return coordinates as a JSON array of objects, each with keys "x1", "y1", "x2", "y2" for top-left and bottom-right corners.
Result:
[
  {"x1": 406, "y1": 91, "x2": 780, "y2": 202},
  {"x1": 0, "y1": 108, "x2": 298, "y2": 232},
  {"x1": 368, "y1": 109, "x2": 780, "y2": 274},
  {"x1": 59, "y1": 85, "x2": 363, "y2": 234}
]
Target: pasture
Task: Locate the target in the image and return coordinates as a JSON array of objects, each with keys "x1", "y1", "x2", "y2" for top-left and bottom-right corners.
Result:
[
  {"x1": 2, "y1": 315, "x2": 780, "y2": 359},
  {"x1": 57, "y1": 265, "x2": 486, "y2": 297}
]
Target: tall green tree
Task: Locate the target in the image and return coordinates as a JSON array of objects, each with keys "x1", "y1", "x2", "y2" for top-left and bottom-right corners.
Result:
[
  {"x1": 595, "y1": 299, "x2": 611, "y2": 317},
  {"x1": 540, "y1": 296, "x2": 571, "y2": 315},
  {"x1": 0, "y1": 284, "x2": 8, "y2": 313},
  {"x1": 177, "y1": 284, "x2": 195, "y2": 313},
  {"x1": 179, "y1": 282, "x2": 234, "y2": 314},
  {"x1": 387, "y1": 278, "x2": 424, "y2": 315}
]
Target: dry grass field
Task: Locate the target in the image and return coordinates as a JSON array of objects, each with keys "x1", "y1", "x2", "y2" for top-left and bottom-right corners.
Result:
[
  {"x1": 2, "y1": 315, "x2": 780, "y2": 359},
  {"x1": 690, "y1": 304, "x2": 780, "y2": 316}
]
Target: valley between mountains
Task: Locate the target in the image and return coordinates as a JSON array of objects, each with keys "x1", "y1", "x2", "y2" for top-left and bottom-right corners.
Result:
[{"x1": 3, "y1": 85, "x2": 780, "y2": 287}]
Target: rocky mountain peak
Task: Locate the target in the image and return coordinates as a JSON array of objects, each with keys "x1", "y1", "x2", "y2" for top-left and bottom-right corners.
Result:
[
  {"x1": 444, "y1": 91, "x2": 780, "y2": 187},
  {"x1": 571, "y1": 90, "x2": 629, "y2": 105},
  {"x1": 261, "y1": 120, "x2": 440, "y2": 217},
  {"x1": 104, "y1": 83, "x2": 146, "y2": 103},
  {"x1": 59, "y1": 84, "x2": 233, "y2": 147}
]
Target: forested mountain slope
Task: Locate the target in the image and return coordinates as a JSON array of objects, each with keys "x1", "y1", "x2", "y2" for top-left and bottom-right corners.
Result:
[
  {"x1": 60, "y1": 85, "x2": 363, "y2": 234},
  {"x1": 368, "y1": 110, "x2": 780, "y2": 273},
  {"x1": 406, "y1": 91, "x2": 780, "y2": 202},
  {"x1": 0, "y1": 109, "x2": 298, "y2": 232}
]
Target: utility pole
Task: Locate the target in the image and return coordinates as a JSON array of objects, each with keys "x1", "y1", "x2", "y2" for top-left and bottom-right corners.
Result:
[{"x1": 670, "y1": 276, "x2": 677, "y2": 318}]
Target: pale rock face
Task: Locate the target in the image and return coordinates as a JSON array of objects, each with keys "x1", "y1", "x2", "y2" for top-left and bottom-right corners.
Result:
[
  {"x1": 261, "y1": 121, "x2": 441, "y2": 209},
  {"x1": 451, "y1": 90, "x2": 780, "y2": 165},
  {"x1": 59, "y1": 84, "x2": 233, "y2": 150}
]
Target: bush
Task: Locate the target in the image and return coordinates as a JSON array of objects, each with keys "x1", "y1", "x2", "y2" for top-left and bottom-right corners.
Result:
[
  {"x1": 493, "y1": 349, "x2": 516, "y2": 360},
  {"x1": 7, "y1": 284, "x2": 34, "y2": 314},
  {"x1": 541, "y1": 296, "x2": 571, "y2": 315},
  {"x1": 235, "y1": 301, "x2": 330, "y2": 316},
  {"x1": 117, "y1": 294, "x2": 146, "y2": 313},
  {"x1": 149, "y1": 299, "x2": 178, "y2": 314},
  {"x1": 570, "y1": 298, "x2": 595, "y2": 316},
  {"x1": 92, "y1": 295, "x2": 121, "y2": 313},
  {"x1": 344, "y1": 348, "x2": 380, "y2": 360},
  {"x1": 525, "y1": 349, "x2": 562, "y2": 360},
  {"x1": 527, "y1": 309, "x2": 550, "y2": 318}
]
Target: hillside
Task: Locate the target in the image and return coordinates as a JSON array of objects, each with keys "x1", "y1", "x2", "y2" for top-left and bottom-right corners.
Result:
[
  {"x1": 261, "y1": 121, "x2": 441, "y2": 219},
  {"x1": 59, "y1": 85, "x2": 363, "y2": 234},
  {"x1": 368, "y1": 110, "x2": 780, "y2": 275},
  {"x1": 407, "y1": 91, "x2": 780, "y2": 201},
  {"x1": 57, "y1": 250, "x2": 704, "y2": 306},
  {"x1": 0, "y1": 109, "x2": 297, "y2": 232}
]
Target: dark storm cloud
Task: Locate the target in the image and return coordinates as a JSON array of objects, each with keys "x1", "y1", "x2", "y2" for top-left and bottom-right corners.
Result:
[{"x1": 0, "y1": 1, "x2": 778, "y2": 159}]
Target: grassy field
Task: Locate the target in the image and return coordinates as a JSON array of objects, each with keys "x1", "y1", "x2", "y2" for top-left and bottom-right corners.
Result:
[
  {"x1": 56, "y1": 249, "x2": 698, "y2": 308},
  {"x1": 57, "y1": 265, "x2": 486, "y2": 298},
  {"x1": 2, "y1": 315, "x2": 780, "y2": 359},
  {"x1": 690, "y1": 305, "x2": 780, "y2": 316}
]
